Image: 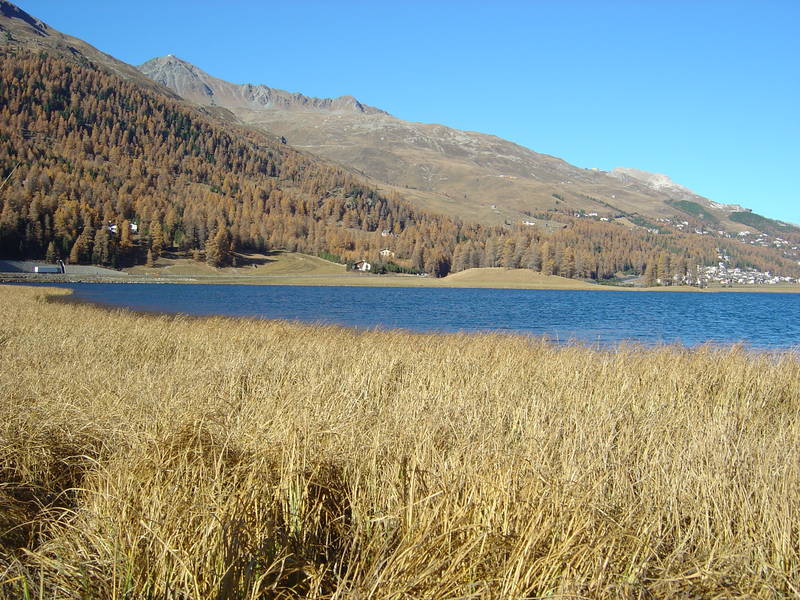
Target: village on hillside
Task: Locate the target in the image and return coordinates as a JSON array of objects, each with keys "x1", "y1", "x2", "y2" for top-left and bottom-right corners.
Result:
[
  {"x1": 694, "y1": 263, "x2": 798, "y2": 287},
  {"x1": 684, "y1": 248, "x2": 799, "y2": 286}
]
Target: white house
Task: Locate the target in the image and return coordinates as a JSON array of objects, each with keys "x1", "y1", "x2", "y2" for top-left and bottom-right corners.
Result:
[{"x1": 353, "y1": 260, "x2": 371, "y2": 272}]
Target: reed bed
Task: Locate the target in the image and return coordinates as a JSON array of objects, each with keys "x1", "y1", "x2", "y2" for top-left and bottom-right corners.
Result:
[{"x1": 0, "y1": 285, "x2": 798, "y2": 599}]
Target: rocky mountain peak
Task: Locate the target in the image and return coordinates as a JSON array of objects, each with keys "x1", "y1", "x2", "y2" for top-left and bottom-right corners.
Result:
[
  {"x1": 609, "y1": 167, "x2": 694, "y2": 196},
  {"x1": 138, "y1": 56, "x2": 388, "y2": 116},
  {"x1": 139, "y1": 55, "x2": 215, "y2": 101}
]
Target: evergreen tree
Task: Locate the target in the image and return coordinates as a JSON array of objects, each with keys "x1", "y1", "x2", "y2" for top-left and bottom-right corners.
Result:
[
  {"x1": 540, "y1": 242, "x2": 555, "y2": 276},
  {"x1": 424, "y1": 249, "x2": 451, "y2": 278},
  {"x1": 410, "y1": 242, "x2": 424, "y2": 271},
  {"x1": 150, "y1": 221, "x2": 164, "y2": 259},
  {"x1": 45, "y1": 241, "x2": 57, "y2": 263},
  {"x1": 562, "y1": 247, "x2": 576, "y2": 279},
  {"x1": 119, "y1": 220, "x2": 133, "y2": 251},
  {"x1": 643, "y1": 261, "x2": 657, "y2": 287},
  {"x1": 205, "y1": 226, "x2": 232, "y2": 267},
  {"x1": 68, "y1": 238, "x2": 81, "y2": 264},
  {"x1": 92, "y1": 228, "x2": 112, "y2": 265},
  {"x1": 658, "y1": 252, "x2": 672, "y2": 284},
  {"x1": 501, "y1": 237, "x2": 516, "y2": 268},
  {"x1": 483, "y1": 238, "x2": 498, "y2": 268},
  {"x1": 523, "y1": 242, "x2": 541, "y2": 271},
  {"x1": 451, "y1": 243, "x2": 468, "y2": 272}
]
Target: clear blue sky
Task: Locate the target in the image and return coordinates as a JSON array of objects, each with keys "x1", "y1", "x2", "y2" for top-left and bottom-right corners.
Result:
[{"x1": 16, "y1": 0, "x2": 800, "y2": 224}]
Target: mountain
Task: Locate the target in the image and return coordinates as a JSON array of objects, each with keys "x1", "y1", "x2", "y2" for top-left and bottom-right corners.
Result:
[
  {"x1": 1, "y1": 1, "x2": 798, "y2": 282},
  {"x1": 139, "y1": 55, "x2": 762, "y2": 233},
  {"x1": 0, "y1": 2, "x2": 487, "y2": 276},
  {"x1": 140, "y1": 55, "x2": 387, "y2": 116}
]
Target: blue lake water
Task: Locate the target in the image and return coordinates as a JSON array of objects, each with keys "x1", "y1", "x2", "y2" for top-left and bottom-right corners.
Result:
[{"x1": 16, "y1": 282, "x2": 800, "y2": 350}]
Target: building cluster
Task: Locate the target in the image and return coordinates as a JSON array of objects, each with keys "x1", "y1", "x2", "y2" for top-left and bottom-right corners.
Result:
[
  {"x1": 736, "y1": 230, "x2": 798, "y2": 254},
  {"x1": 695, "y1": 263, "x2": 798, "y2": 286},
  {"x1": 655, "y1": 217, "x2": 715, "y2": 236},
  {"x1": 570, "y1": 211, "x2": 608, "y2": 219}
]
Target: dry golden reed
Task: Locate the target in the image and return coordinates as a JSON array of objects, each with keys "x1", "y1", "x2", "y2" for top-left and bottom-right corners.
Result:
[{"x1": 1, "y1": 285, "x2": 798, "y2": 599}]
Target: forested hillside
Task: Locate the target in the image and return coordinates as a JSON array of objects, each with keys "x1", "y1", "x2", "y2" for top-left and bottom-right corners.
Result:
[
  {"x1": 0, "y1": 50, "x2": 486, "y2": 273},
  {"x1": 1, "y1": 49, "x2": 798, "y2": 281}
]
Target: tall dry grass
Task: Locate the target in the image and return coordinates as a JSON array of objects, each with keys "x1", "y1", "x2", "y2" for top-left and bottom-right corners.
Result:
[{"x1": 0, "y1": 284, "x2": 798, "y2": 599}]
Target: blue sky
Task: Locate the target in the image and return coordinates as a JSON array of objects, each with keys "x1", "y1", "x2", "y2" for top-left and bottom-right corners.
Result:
[{"x1": 16, "y1": 1, "x2": 800, "y2": 224}]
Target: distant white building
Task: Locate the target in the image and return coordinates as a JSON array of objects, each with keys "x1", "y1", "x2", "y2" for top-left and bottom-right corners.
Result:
[
  {"x1": 34, "y1": 265, "x2": 61, "y2": 274},
  {"x1": 353, "y1": 260, "x2": 371, "y2": 272}
]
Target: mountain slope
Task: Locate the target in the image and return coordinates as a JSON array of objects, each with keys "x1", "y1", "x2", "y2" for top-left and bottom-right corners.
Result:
[
  {"x1": 139, "y1": 55, "x2": 758, "y2": 232},
  {"x1": 0, "y1": 48, "x2": 481, "y2": 273}
]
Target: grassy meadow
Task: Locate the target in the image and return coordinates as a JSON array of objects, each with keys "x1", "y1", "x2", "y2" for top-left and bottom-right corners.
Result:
[
  {"x1": 122, "y1": 252, "x2": 609, "y2": 290},
  {"x1": 1, "y1": 285, "x2": 799, "y2": 598}
]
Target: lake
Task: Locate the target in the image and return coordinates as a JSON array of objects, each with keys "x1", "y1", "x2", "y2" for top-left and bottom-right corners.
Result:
[{"x1": 18, "y1": 282, "x2": 800, "y2": 350}]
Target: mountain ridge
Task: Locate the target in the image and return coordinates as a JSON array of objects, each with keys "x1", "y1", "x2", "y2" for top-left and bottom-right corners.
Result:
[
  {"x1": 140, "y1": 55, "x2": 388, "y2": 116},
  {"x1": 137, "y1": 54, "x2": 770, "y2": 233},
  {"x1": 0, "y1": 0, "x2": 46, "y2": 34}
]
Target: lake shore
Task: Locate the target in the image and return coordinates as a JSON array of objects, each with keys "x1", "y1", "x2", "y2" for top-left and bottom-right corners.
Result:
[
  {"x1": 14, "y1": 279, "x2": 800, "y2": 348},
  {"x1": 3, "y1": 251, "x2": 800, "y2": 292},
  {"x1": 2, "y1": 284, "x2": 799, "y2": 598},
  {"x1": 3, "y1": 270, "x2": 799, "y2": 292}
]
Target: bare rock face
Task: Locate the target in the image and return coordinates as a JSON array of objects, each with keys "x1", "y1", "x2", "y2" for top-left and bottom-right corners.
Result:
[
  {"x1": 609, "y1": 168, "x2": 753, "y2": 213},
  {"x1": 0, "y1": 0, "x2": 47, "y2": 35},
  {"x1": 139, "y1": 55, "x2": 387, "y2": 115},
  {"x1": 609, "y1": 168, "x2": 695, "y2": 195},
  {"x1": 140, "y1": 56, "x2": 215, "y2": 103}
]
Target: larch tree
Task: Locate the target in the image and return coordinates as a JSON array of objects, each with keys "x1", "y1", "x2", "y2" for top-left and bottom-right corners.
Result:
[
  {"x1": 501, "y1": 237, "x2": 516, "y2": 268},
  {"x1": 643, "y1": 261, "x2": 657, "y2": 287},
  {"x1": 45, "y1": 240, "x2": 57, "y2": 263},
  {"x1": 149, "y1": 221, "x2": 164, "y2": 259},
  {"x1": 540, "y1": 242, "x2": 555, "y2": 276}
]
